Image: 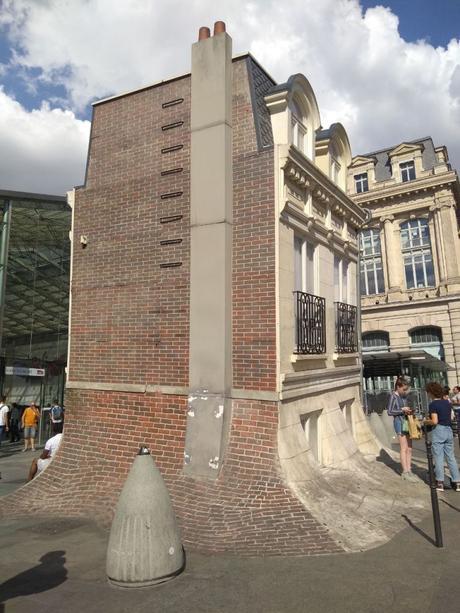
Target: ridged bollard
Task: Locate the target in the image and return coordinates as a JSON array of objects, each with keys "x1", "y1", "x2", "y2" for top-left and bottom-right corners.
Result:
[{"x1": 106, "y1": 446, "x2": 184, "y2": 588}]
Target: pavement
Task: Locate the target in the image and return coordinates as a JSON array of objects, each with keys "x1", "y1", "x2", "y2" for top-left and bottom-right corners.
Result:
[
  {"x1": 1, "y1": 439, "x2": 460, "y2": 612},
  {"x1": 0, "y1": 441, "x2": 39, "y2": 498}
]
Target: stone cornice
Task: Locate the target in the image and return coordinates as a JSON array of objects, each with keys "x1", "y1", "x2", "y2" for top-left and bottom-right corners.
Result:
[
  {"x1": 351, "y1": 170, "x2": 459, "y2": 206},
  {"x1": 282, "y1": 145, "x2": 366, "y2": 228},
  {"x1": 282, "y1": 201, "x2": 359, "y2": 257}
]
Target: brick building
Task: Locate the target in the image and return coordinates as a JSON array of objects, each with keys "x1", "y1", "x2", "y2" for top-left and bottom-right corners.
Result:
[{"x1": 3, "y1": 24, "x2": 422, "y2": 555}]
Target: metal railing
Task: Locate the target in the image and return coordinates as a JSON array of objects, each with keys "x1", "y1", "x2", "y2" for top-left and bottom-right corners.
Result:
[
  {"x1": 335, "y1": 301, "x2": 358, "y2": 353},
  {"x1": 294, "y1": 291, "x2": 326, "y2": 354}
]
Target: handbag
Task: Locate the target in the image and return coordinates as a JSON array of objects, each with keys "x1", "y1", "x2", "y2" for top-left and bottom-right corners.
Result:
[{"x1": 407, "y1": 414, "x2": 422, "y2": 440}]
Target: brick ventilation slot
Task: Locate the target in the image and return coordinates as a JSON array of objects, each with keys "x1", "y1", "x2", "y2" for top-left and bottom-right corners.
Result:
[
  {"x1": 161, "y1": 191, "x2": 183, "y2": 200},
  {"x1": 160, "y1": 262, "x2": 182, "y2": 269},
  {"x1": 162, "y1": 98, "x2": 184, "y2": 108},
  {"x1": 161, "y1": 168, "x2": 183, "y2": 176},
  {"x1": 162, "y1": 121, "x2": 184, "y2": 131},
  {"x1": 160, "y1": 215, "x2": 183, "y2": 224},
  {"x1": 160, "y1": 239, "x2": 183, "y2": 246},
  {"x1": 161, "y1": 145, "x2": 183, "y2": 154}
]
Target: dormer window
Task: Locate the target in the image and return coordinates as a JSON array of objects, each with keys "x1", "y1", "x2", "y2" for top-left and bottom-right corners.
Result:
[
  {"x1": 354, "y1": 173, "x2": 368, "y2": 194},
  {"x1": 400, "y1": 161, "x2": 416, "y2": 182},
  {"x1": 290, "y1": 98, "x2": 308, "y2": 154}
]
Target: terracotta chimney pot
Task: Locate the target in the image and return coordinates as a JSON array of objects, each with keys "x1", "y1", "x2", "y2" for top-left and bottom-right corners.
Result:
[
  {"x1": 198, "y1": 26, "x2": 211, "y2": 41},
  {"x1": 213, "y1": 21, "x2": 226, "y2": 35}
]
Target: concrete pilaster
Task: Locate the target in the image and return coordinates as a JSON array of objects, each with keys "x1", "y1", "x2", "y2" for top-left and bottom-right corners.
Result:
[{"x1": 185, "y1": 31, "x2": 233, "y2": 479}]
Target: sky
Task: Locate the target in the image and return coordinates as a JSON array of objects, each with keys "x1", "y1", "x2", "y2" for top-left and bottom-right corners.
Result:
[{"x1": 0, "y1": 0, "x2": 460, "y2": 195}]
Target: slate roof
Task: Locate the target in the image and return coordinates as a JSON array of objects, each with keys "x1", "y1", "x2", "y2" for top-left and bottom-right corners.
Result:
[
  {"x1": 246, "y1": 56, "x2": 276, "y2": 149},
  {"x1": 358, "y1": 137, "x2": 440, "y2": 182}
]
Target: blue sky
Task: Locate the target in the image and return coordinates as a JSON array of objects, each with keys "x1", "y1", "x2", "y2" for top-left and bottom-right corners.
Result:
[
  {"x1": 361, "y1": 0, "x2": 460, "y2": 47},
  {"x1": 1, "y1": 0, "x2": 460, "y2": 194}
]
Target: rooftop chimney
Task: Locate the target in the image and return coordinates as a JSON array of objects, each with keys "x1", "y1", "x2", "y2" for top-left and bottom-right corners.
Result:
[
  {"x1": 213, "y1": 21, "x2": 226, "y2": 35},
  {"x1": 198, "y1": 26, "x2": 210, "y2": 41}
]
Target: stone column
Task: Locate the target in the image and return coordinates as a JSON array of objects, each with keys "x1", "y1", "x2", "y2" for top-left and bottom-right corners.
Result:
[
  {"x1": 429, "y1": 205, "x2": 447, "y2": 285},
  {"x1": 438, "y1": 200, "x2": 460, "y2": 283},
  {"x1": 185, "y1": 27, "x2": 233, "y2": 479},
  {"x1": 448, "y1": 302, "x2": 460, "y2": 385},
  {"x1": 380, "y1": 214, "x2": 403, "y2": 295}
]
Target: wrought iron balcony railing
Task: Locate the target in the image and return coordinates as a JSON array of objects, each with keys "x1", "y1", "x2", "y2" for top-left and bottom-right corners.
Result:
[
  {"x1": 294, "y1": 291, "x2": 326, "y2": 354},
  {"x1": 335, "y1": 301, "x2": 358, "y2": 353}
]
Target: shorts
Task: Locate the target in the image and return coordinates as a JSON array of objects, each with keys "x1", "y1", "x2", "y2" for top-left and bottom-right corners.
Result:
[
  {"x1": 393, "y1": 415, "x2": 408, "y2": 436},
  {"x1": 37, "y1": 458, "x2": 51, "y2": 474},
  {"x1": 24, "y1": 426, "x2": 37, "y2": 439}
]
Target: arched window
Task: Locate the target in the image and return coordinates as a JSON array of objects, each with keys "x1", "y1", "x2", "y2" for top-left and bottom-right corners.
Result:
[
  {"x1": 400, "y1": 219, "x2": 435, "y2": 289},
  {"x1": 362, "y1": 331, "x2": 390, "y2": 353},
  {"x1": 290, "y1": 98, "x2": 308, "y2": 155},
  {"x1": 409, "y1": 326, "x2": 444, "y2": 360}
]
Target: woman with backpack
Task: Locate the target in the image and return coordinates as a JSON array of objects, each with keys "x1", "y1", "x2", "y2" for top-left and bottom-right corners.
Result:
[{"x1": 387, "y1": 377, "x2": 418, "y2": 482}]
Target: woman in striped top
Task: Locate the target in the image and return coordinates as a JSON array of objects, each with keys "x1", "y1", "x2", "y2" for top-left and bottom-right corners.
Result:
[{"x1": 387, "y1": 378, "x2": 418, "y2": 482}]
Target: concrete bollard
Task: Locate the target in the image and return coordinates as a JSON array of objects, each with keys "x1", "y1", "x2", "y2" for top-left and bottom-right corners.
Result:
[{"x1": 106, "y1": 447, "x2": 184, "y2": 588}]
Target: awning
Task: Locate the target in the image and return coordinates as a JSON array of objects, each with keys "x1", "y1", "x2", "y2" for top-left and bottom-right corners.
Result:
[{"x1": 363, "y1": 349, "x2": 453, "y2": 377}]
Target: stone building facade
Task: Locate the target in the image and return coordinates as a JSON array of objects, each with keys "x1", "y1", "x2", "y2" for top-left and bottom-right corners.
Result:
[
  {"x1": 3, "y1": 25, "x2": 425, "y2": 555},
  {"x1": 349, "y1": 138, "x2": 460, "y2": 391}
]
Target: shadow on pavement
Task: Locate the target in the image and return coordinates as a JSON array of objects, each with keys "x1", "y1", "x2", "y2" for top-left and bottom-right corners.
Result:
[
  {"x1": 376, "y1": 449, "x2": 428, "y2": 483},
  {"x1": 401, "y1": 514, "x2": 436, "y2": 547},
  {"x1": 441, "y1": 499, "x2": 460, "y2": 513},
  {"x1": 0, "y1": 550, "x2": 67, "y2": 612}
]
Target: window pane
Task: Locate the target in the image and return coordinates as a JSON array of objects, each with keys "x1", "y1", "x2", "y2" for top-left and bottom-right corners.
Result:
[
  {"x1": 404, "y1": 256, "x2": 415, "y2": 288},
  {"x1": 305, "y1": 242, "x2": 315, "y2": 294},
  {"x1": 425, "y1": 254, "x2": 435, "y2": 286},
  {"x1": 375, "y1": 262, "x2": 385, "y2": 293},
  {"x1": 334, "y1": 255, "x2": 340, "y2": 301},
  {"x1": 294, "y1": 236, "x2": 302, "y2": 291},
  {"x1": 342, "y1": 260, "x2": 348, "y2": 302}
]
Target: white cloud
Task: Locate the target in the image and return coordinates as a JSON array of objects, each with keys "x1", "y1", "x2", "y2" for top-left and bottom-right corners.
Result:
[
  {"x1": 1, "y1": 0, "x2": 460, "y2": 189},
  {"x1": 0, "y1": 88, "x2": 90, "y2": 194}
]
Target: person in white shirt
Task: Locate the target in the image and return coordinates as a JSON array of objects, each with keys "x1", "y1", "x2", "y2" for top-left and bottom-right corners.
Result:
[
  {"x1": 0, "y1": 396, "x2": 9, "y2": 445},
  {"x1": 28, "y1": 422, "x2": 63, "y2": 481}
]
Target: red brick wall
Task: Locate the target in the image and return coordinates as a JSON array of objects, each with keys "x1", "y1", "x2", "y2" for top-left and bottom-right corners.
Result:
[
  {"x1": 70, "y1": 76, "x2": 191, "y2": 386},
  {"x1": 1, "y1": 393, "x2": 340, "y2": 555},
  {"x1": 232, "y1": 60, "x2": 277, "y2": 392},
  {"x1": 0, "y1": 59, "x2": 340, "y2": 555}
]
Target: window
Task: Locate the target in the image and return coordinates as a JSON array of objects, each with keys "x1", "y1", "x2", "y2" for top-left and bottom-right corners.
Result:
[
  {"x1": 354, "y1": 173, "x2": 369, "y2": 194},
  {"x1": 362, "y1": 331, "x2": 389, "y2": 353},
  {"x1": 410, "y1": 327, "x2": 444, "y2": 360},
  {"x1": 334, "y1": 255, "x2": 349, "y2": 303},
  {"x1": 294, "y1": 236, "x2": 316, "y2": 294},
  {"x1": 400, "y1": 219, "x2": 435, "y2": 289},
  {"x1": 331, "y1": 158, "x2": 341, "y2": 184},
  {"x1": 400, "y1": 161, "x2": 416, "y2": 182},
  {"x1": 359, "y1": 229, "x2": 385, "y2": 295},
  {"x1": 291, "y1": 99, "x2": 308, "y2": 154}
]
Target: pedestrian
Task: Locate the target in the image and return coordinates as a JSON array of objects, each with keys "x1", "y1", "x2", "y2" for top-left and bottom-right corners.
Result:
[
  {"x1": 0, "y1": 396, "x2": 9, "y2": 446},
  {"x1": 8, "y1": 402, "x2": 21, "y2": 443},
  {"x1": 21, "y1": 401, "x2": 39, "y2": 452},
  {"x1": 28, "y1": 422, "x2": 63, "y2": 481},
  {"x1": 450, "y1": 385, "x2": 460, "y2": 434},
  {"x1": 443, "y1": 385, "x2": 451, "y2": 401},
  {"x1": 387, "y1": 377, "x2": 418, "y2": 482},
  {"x1": 425, "y1": 381, "x2": 460, "y2": 492},
  {"x1": 49, "y1": 398, "x2": 64, "y2": 426}
]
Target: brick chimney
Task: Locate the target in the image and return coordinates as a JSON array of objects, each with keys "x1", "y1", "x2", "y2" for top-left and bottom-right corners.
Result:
[{"x1": 185, "y1": 23, "x2": 233, "y2": 478}]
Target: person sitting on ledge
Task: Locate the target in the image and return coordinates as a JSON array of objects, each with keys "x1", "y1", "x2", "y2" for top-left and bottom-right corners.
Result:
[{"x1": 27, "y1": 422, "x2": 63, "y2": 481}]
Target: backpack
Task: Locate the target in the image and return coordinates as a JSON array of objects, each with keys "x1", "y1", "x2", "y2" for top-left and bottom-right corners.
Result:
[{"x1": 51, "y1": 405, "x2": 63, "y2": 421}]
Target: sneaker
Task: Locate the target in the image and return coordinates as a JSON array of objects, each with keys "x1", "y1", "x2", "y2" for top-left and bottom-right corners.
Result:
[
  {"x1": 454, "y1": 483, "x2": 460, "y2": 492},
  {"x1": 436, "y1": 481, "x2": 445, "y2": 492},
  {"x1": 401, "y1": 472, "x2": 412, "y2": 481},
  {"x1": 406, "y1": 472, "x2": 419, "y2": 483}
]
